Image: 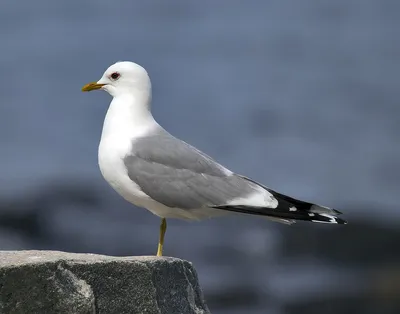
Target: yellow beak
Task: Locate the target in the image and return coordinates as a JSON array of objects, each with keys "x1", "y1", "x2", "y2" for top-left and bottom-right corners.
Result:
[{"x1": 81, "y1": 82, "x2": 105, "y2": 92}]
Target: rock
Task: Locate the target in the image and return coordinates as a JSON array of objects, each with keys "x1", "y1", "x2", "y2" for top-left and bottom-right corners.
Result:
[{"x1": 0, "y1": 250, "x2": 210, "y2": 314}]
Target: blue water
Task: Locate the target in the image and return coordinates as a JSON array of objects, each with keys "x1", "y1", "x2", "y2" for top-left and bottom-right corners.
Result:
[{"x1": 1, "y1": 1, "x2": 399, "y2": 313}]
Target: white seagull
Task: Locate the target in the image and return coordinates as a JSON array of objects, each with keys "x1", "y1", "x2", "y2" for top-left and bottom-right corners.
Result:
[{"x1": 82, "y1": 61, "x2": 347, "y2": 257}]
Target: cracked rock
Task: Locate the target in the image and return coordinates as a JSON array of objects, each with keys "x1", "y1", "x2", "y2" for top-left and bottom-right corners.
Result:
[{"x1": 0, "y1": 250, "x2": 210, "y2": 314}]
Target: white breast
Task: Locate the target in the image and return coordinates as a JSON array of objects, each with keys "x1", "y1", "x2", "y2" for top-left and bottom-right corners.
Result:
[
  {"x1": 98, "y1": 136, "x2": 151, "y2": 207},
  {"x1": 97, "y1": 95, "x2": 156, "y2": 208}
]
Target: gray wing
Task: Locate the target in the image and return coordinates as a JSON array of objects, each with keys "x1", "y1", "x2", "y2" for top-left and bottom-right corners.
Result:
[{"x1": 124, "y1": 129, "x2": 270, "y2": 209}]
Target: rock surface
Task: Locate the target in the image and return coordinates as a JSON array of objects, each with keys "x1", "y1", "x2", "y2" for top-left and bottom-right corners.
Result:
[{"x1": 0, "y1": 250, "x2": 210, "y2": 314}]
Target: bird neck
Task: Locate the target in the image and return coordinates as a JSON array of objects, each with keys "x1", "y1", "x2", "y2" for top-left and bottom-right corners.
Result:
[{"x1": 101, "y1": 93, "x2": 157, "y2": 141}]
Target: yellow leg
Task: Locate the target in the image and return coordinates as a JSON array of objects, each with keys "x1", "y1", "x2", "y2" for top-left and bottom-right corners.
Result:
[{"x1": 156, "y1": 218, "x2": 167, "y2": 257}]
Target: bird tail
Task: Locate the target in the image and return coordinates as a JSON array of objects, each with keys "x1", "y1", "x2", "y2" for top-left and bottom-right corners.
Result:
[
  {"x1": 212, "y1": 184, "x2": 347, "y2": 225},
  {"x1": 268, "y1": 188, "x2": 347, "y2": 224},
  {"x1": 212, "y1": 204, "x2": 347, "y2": 225}
]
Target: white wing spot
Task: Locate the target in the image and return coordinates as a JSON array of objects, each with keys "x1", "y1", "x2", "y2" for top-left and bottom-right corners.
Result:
[
  {"x1": 312, "y1": 220, "x2": 334, "y2": 224},
  {"x1": 308, "y1": 213, "x2": 315, "y2": 217},
  {"x1": 311, "y1": 213, "x2": 338, "y2": 224},
  {"x1": 228, "y1": 190, "x2": 278, "y2": 208},
  {"x1": 319, "y1": 213, "x2": 337, "y2": 223},
  {"x1": 289, "y1": 206, "x2": 297, "y2": 211}
]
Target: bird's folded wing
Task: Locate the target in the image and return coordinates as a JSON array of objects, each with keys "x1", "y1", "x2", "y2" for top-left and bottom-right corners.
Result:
[{"x1": 124, "y1": 130, "x2": 276, "y2": 210}]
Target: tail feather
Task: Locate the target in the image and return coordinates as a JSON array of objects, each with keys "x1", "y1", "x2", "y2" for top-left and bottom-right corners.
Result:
[
  {"x1": 218, "y1": 175, "x2": 348, "y2": 225},
  {"x1": 266, "y1": 188, "x2": 343, "y2": 216},
  {"x1": 212, "y1": 204, "x2": 347, "y2": 224},
  {"x1": 266, "y1": 189, "x2": 347, "y2": 224}
]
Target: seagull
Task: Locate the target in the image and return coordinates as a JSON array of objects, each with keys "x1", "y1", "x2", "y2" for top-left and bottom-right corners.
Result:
[{"x1": 82, "y1": 61, "x2": 347, "y2": 257}]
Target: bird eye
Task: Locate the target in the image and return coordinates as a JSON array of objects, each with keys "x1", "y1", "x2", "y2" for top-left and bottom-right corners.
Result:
[{"x1": 110, "y1": 72, "x2": 120, "y2": 80}]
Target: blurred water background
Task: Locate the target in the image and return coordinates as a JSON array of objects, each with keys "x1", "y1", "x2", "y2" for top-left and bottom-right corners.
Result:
[{"x1": 1, "y1": 1, "x2": 400, "y2": 313}]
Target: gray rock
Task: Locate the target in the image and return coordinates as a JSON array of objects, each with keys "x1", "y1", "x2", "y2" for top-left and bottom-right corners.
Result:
[{"x1": 0, "y1": 250, "x2": 210, "y2": 314}]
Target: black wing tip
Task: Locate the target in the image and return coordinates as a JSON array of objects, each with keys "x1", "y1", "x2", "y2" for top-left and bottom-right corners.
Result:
[
  {"x1": 335, "y1": 217, "x2": 348, "y2": 225},
  {"x1": 212, "y1": 205, "x2": 348, "y2": 225}
]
